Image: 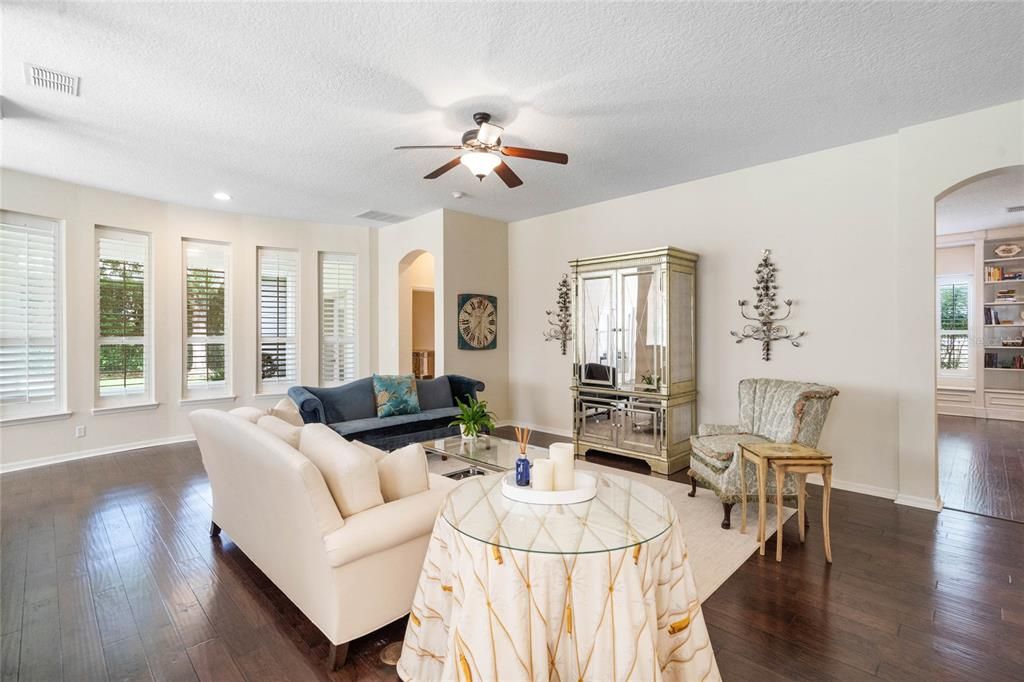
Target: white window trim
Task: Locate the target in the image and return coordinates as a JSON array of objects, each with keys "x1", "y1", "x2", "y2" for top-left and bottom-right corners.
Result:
[
  {"x1": 256, "y1": 247, "x2": 299, "y2": 395},
  {"x1": 94, "y1": 226, "x2": 155, "y2": 409},
  {"x1": 936, "y1": 274, "x2": 973, "y2": 379},
  {"x1": 0, "y1": 211, "x2": 67, "y2": 422},
  {"x1": 182, "y1": 238, "x2": 232, "y2": 399},
  {"x1": 318, "y1": 251, "x2": 358, "y2": 387}
]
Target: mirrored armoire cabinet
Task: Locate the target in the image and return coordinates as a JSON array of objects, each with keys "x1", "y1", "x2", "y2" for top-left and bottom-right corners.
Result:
[{"x1": 570, "y1": 247, "x2": 697, "y2": 475}]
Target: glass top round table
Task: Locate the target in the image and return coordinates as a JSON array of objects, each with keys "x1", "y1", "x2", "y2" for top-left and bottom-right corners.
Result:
[{"x1": 440, "y1": 470, "x2": 675, "y2": 555}]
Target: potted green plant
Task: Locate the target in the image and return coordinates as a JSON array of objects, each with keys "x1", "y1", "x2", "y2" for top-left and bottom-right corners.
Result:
[{"x1": 450, "y1": 396, "x2": 496, "y2": 440}]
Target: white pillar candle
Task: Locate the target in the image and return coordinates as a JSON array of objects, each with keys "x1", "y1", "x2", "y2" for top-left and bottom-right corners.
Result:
[
  {"x1": 549, "y1": 443, "x2": 576, "y2": 491},
  {"x1": 532, "y1": 459, "x2": 554, "y2": 491}
]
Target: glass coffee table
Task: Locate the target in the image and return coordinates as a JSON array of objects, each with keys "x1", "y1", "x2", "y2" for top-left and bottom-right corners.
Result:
[{"x1": 422, "y1": 434, "x2": 550, "y2": 479}]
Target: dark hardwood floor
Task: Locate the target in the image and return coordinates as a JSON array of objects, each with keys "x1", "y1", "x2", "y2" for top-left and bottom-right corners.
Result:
[
  {"x1": 938, "y1": 414, "x2": 1024, "y2": 523},
  {"x1": 2, "y1": 433, "x2": 1021, "y2": 681}
]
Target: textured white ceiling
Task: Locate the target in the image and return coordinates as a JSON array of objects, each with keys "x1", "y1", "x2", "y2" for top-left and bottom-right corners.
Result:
[
  {"x1": 2, "y1": 1, "x2": 1022, "y2": 226},
  {"x1": 936, "y1": 166, "x2": 1024, "y2": 235}
]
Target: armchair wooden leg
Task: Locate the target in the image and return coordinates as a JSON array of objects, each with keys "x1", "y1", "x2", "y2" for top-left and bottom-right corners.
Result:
[
  {"x1": 327, "y1": 642, "x2": 349, "y2": 671},
  {"x1": 688, "y1": 473, "x2": 698, "y2": 498},
  {"x1": 721, "y1": 502, "x2": 734, "y2": 529},
  {"x1": 209, "y1": 521, "x2": 221, "y2": 538}
]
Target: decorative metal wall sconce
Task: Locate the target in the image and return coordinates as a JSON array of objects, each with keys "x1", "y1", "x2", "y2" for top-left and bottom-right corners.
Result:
[
  {"x1": 543, "y1": 273, "x2": 573, "y2": 355},
  {"x1": 730, "y1": 250, "x2": 805, "y2": 360}
]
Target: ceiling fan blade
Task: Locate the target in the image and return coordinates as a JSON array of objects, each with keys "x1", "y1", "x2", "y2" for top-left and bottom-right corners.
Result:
[
  {"x1": 500, "y1": 146, "x2": 568, "y2": 164},
  {"x1": 423, "y1": 157, "x2": 462, "y2": 179},
  {"x1": 493, "y1": 161, "x2": 523, "y2": 188},
  {"x1": 395, "y1": 145, "x2": 464, "y2": 150}
]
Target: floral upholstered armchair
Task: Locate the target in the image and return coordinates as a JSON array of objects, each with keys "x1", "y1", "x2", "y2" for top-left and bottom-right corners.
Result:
[{"x1": 688, "y1": 378, "x2": 839, "y2": 529}]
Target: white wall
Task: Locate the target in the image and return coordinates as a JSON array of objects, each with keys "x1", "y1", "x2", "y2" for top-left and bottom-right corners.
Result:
[
  {"x1": 376, "y1": 211, "x2": 445, "y2": 374},
  {"x1": 896, "y1": 100, "x2": 1023, "y2": 509},
  {"x1": 0, "y1": 170, "x2": 374, "y2": 470},
  {"x1": 509, "y1": 136, "x2": 901, "y2": 497},
  {"x1": 936, "y1": 245, "x2": 974, "y2": 275},
  {"x1": 508, "y1": 99, "x2": 1024, "y2": 506}
]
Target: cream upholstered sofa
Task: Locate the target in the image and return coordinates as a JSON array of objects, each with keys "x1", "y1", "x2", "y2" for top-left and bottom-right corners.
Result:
[
  {"x1": 688, "y1": 378, "x2": 839, "y2": 529},
  {"x1": 189, "y1": 408, "x2": 457, "y2": 669}
]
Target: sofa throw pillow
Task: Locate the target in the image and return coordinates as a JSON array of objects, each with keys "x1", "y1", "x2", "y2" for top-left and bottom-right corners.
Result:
[
  {"x1": 270, "y1": 397, "x2": 304, "y2": 426},
  {"x1": 230, "y1": 406, "x2": 266, "y2": 424},
  {"x1": 351, "y1": 439, "x2": 387, "y2": 463},
  {"x1": 372, "y1": 374, "x2": 421, "y2": 417},
  {"x1": 257, "y1": 415, "x2": 302, "y2": 449},
  {"x1": 299, "y1": 424, "x2": 385, "y2": 517},
  {"x1": 377, "y1": 443, "x2": 430, "y2": 502}
]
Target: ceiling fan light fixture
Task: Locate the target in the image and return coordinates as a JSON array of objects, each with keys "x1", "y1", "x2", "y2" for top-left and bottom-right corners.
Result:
[{"x1": 460, "y1": 151, "x2": 501, "y2": 180}]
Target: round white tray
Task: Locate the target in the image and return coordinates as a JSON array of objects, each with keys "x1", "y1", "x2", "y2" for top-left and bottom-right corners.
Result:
[{"x1": 501, "y1": 471, "x2": 598, "y2": 505}]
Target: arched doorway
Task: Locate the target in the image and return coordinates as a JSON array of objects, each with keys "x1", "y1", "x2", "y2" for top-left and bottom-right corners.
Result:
[
  {"x1": 934, "y1": 165, "x2": 1024, "y2": 522},
  {"x1": 398, "y1": 250, "x2": 437, "y2": 377}
]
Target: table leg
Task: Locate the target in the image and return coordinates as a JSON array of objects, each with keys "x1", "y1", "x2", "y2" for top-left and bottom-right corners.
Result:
[
  {"x1": 757, "y1": 458, "x2": 767, "y2": 556},
  {"x1": 775, "y1": 464, "x2": 785, "y2": 562},
  {"x1": 739, "y1": 451, "x2": 748, "y2": 534},
  {"x1": 822, "y1": 464, "x2": 833, "y2": 563},
  {"x1": 797, "y1": 473, "x2": 806, "y2": 544}
]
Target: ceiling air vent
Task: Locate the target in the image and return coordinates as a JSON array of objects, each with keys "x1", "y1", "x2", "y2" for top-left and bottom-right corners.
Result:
[
  {"x1": 354, "y1": 210, "x2": 410, "y2": 224},
  {"x1": 1007, "y1": 205, "x2": 1024, "y2": 214},
  {"x1": 24, "y1": 64, "x2": 80, "y2": 96}
]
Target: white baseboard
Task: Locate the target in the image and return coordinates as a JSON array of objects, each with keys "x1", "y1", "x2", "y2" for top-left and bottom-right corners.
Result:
[
  {"x1": 0, "y1": 434, "x2": 197, "y2": 474},
  {"x1": 806, "y1": 474, "x2": 898, "y2": 500},
  {"x1": 894, "y1": 493, "x2": 943, "y2": 512},
  {"x1": 495, "y1": 419, "x2": 572, "y2": 438}
]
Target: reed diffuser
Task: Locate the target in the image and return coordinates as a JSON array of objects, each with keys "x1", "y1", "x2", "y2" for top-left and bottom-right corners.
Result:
[{"x1": 514, "y1": 426, "x2": 531, "y2": 486}]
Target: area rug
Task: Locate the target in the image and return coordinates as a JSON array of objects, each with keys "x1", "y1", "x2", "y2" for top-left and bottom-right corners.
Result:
[{"x1": 426, "y1": 455, "x2": 794, "y2": 602}]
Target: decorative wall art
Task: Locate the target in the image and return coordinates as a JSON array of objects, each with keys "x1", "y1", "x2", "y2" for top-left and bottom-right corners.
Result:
[
  {"x1": 457, "y1": 293, "x2": 498, "y2": 350},
  {"x1": 543, "y1": 273, "x2": 573, "y2": 355},
  {"x1": 730, "y1": 249, "x2": 805, "y2": 361}
]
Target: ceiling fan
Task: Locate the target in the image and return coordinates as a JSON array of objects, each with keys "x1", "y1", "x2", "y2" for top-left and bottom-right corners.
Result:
[{"x1": 394, "y1": 112, "x2": 568, "y2": 188}]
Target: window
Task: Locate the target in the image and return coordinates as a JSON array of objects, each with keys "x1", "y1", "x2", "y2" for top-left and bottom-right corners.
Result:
[
  {"x1": 0, "y1": 212, "x2": 63, "y2": 420},
  {"x1": 937, "y1": 276, "x2": 971, "y2": 375},
  {"x1": 257, "y1": 247, "x2": 298, "y2": 393},
  {"x1": 183, "y1": 240, "x2": 230, "y2": 397},
  {"x1": 96, "y1": 227, "x2": 152, "y2": 406},
  {"x1": 319, "y1": 252, "x2": 357, "y2": 385}
]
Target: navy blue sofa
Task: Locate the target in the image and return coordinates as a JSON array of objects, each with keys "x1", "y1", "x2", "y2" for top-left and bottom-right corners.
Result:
[{"x1": 288, "y1": 375, "x2": 485, "y2": 450}]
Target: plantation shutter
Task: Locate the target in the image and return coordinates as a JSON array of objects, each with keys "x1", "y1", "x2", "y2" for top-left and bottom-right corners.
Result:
[
  {"x1": 319, "y1": 253, "x2": 357, "y2": 385},
  {"x1": 96, "y1": 228, "x2": 150, "y2": 401},
  {"x1": 184, "y1": 240, "x2": 230, "y2": 395},
  {"x1": 0, "y1": 213, "x2": 62, "y2": 418},
  {"x1": 257, "y1": 247, "x2": 298, "y2": 391}
]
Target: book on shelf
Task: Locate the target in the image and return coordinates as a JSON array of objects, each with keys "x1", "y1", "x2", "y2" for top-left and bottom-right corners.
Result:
[{"x1": 985, "y1": 307, "x2": 993, "y2": 324}]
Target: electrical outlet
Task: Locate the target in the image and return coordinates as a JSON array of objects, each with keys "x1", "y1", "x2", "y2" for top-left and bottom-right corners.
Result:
[{"x1": 75, "y1": 425, "x2": 86, "y2": 438}]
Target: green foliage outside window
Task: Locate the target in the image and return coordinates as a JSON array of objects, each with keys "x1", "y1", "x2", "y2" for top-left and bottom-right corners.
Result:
[
  {"x1": 939, "y1": 282, "x2": 969, "y2": 371},
  {"x1": 99, "y1": 258, "x2": 146, "y2": 389}
]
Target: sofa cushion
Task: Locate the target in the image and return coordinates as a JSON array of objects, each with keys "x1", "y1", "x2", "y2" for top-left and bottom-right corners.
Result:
[
  {"x1": 230, "y1": 406, "x2": 266, "y2": 424},
  {"x1": 257, "y1": 415, "x2": 302, "y2": 449},
  {"x1": 299, "y1": 424, "x2": 385, "y2": 517},
  {"x1": 373, "y1": 374, "x2": 421, "y2": 417},
  {"x1": 329, "y1": 406, "x2": 461, "y2": 440},
  {"x1": 377, "y1": 443, "x2": 430, "y2": 502},
  {"x1": 295, "y1": 378, "x2": 378, "y2": 424},
  {"x1": 351, "y1": 439, "x2": 387, "y2": 463},
  {"x1": 270, "y1": 397, "x2": 304, "y2": 426},
  {"x1": 416, "y1": 376, "x2": 453, "y2": 411},
  {"x1": 690, "y1": 433, "x2": 769, "y2": 473}
]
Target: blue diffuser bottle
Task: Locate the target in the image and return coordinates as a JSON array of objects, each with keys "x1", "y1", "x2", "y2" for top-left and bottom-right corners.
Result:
[
  {"x1": 514, "y1": 426, "x2": 532, "y2": 486},
  {"x1": 516, "y1": 455, "x2": 531, "y2": 486}
]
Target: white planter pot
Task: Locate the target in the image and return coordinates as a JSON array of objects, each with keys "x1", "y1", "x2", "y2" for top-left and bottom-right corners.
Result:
[{"x1": 460, "y1": 425, "x2": 476, "y2": 440}]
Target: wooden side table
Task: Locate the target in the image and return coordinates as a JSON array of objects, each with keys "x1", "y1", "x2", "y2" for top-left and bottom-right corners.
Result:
[{"x1": 738, "y1": 442, "x2": 833, "y2": 563}]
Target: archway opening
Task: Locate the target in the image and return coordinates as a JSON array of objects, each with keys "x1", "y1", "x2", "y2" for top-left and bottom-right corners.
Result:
[
  {"x1": 934, "y1": 165, "x2": 1024, "y2": 522},
  {"x1": 398, "y1": 250, "x2": 436, "y2": 377}
]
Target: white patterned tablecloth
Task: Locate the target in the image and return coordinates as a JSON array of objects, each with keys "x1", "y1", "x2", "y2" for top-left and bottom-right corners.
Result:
[{"x1": 398, "y1": 473, "x2": 720, "y2": 681}]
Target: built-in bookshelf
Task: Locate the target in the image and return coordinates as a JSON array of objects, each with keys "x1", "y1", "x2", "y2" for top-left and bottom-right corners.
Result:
[
  {"x1": 938, "y1": 227, "x2": 1024, "y2": 421},
  {"x1": 981, "y1": 236, "x2": 1024, "y2": 402}
]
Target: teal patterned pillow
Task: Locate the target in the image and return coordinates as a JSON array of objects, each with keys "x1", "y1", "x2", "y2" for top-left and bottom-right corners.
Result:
[{"x1": 372, "y1": 374, "x2": 421, "y2": 417}]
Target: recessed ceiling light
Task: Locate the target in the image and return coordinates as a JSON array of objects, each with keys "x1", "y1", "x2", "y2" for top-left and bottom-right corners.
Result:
[{"x1": 213, "y1": 192, "x2": 231, "y2": 201}]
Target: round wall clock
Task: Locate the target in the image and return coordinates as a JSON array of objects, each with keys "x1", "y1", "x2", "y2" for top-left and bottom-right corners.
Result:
[{"x1": 457, "y1": 294, "x2": 498, "y2": 350}]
